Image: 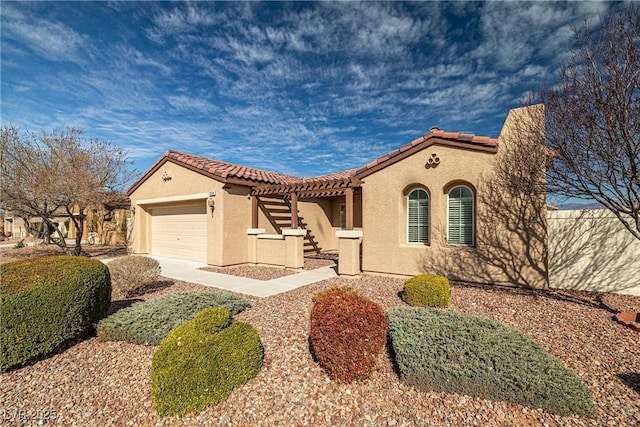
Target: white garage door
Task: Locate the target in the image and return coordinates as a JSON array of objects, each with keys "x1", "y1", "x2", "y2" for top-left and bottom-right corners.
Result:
[{"x1": 151, "y1": 204, "x2": 207, "y2": 262}]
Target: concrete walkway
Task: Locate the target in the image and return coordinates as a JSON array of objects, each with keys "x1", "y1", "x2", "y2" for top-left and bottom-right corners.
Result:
[{"x1": 149, "y1": 256, "x2": 338, "y2": 298}]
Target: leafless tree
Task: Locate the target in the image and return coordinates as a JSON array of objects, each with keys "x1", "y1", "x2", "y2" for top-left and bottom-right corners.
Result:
[
  {"x1": 541, "y1": 4, "x2": 640, "y2": 240},
  {"x1": 0, "y1": 126, "x2": 134, "y2": 255}
]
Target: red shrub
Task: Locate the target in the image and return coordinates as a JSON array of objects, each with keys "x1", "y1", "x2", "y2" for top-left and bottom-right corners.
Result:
[{"x1": 309, "y1": 287, "x2": 387, "y2": 383}]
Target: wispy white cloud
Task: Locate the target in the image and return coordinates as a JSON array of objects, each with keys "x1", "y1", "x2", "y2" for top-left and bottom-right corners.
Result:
[
  {"x1": 472, "y1": 1, "x2": 612, "y2": 71},
  {"x1": 1, "y1": 5, "x2": 89, "y2": 63},
  {"x1": 1, "y1": 1, "x2": 619, "y2": 178}
]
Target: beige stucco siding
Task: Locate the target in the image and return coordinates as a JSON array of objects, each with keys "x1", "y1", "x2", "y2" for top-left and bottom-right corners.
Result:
[
  {"x1": 360, "y1": 106, "x2": 547, "y2": 288},
  {"x1": 548, "y1": 209, "x2": 640, "y2": 295},
  {"x1": 218, "y1": 185, "x2": 252, "y2": 266},
  {"x1": 128, "y1": 160, "x2": 224, "y2": 265},
  {"x1": 298, "y1": 198, "x2": 336, "y2": 251},
  {"x1": 361, "y1": 145, "x2": 494, "y2": 278}
]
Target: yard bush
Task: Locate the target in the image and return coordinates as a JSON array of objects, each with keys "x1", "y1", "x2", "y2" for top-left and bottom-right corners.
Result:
[
  {"x1": 402, "y1": 274, "x2": 451, "y2": 307},
  {"x1": 309, "y1": 286, "x2": 387, "y2": 383},
  {"x1": 0, "y1": 256, "x2": 111, "y2": 371},
  {"x1": 97, "y1": 291, "x2": 250, "y2": 345},
  {"x1": 151, "y1": 307, "x2": 263, "y2": 417},
  {"x1": 387, "y1": 307, "x2": 596, "y2": 417},
  {"x1": 108, "y1": 256, "x2": 161, "y2": 298}
]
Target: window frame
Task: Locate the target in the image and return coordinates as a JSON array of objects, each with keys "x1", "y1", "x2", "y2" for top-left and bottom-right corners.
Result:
[
  {"x1": 446, "y1": 185, "x2": 475, "y2": 246},
  {"x1": 406, "y1": 187, "x2": 430, "y2": 245}
]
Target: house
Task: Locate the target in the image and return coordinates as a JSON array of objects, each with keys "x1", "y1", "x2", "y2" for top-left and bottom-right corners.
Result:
[
  {"x1": 3, "y1": 208, "x2": 71, "y2": 240},
  {"x1": 127, "y1": 106, "x2": 547, "y2": 288},
  {"x1": 2, "y1": 197, "x2": 131, "y2": 245}
]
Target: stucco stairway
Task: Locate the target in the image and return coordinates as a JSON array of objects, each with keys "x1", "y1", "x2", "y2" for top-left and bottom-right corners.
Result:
[{"x1": 149, "y1": 256, "x2": 337, "y2": 298}]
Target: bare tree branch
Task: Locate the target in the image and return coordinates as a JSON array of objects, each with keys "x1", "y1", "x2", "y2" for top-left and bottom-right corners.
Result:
[
  {"x1": 0, "y1": 126, "x2": 135, "y2": 255},
  {"x1": 541, "y1": 4, "x2": 640, "y2": 240}
]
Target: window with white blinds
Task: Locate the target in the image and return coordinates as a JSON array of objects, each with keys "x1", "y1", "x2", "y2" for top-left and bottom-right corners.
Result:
[
  {"x1": 447, "y1": 186, "x2": 474, "y2": 245},
  {"x1": 407, "y1": 189, "x2": 429, "y2": 244}
]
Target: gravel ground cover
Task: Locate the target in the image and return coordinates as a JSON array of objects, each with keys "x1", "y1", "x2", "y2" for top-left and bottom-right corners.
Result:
[
  {"x1": 0, "y1": 244, "x2": 127, "y2": 265},
  {"x1": 198, "y1": 253, "x2": 337, "y2": 280},
  {"x1": 303, "y1": 252, "x2": 338, "y2": 270},
  {"x1": 1, "y1": 275, "x2": 639, "y2": 426},
  {"x1": 199, "y1": 266, "x2": 295, "y2": 281}
]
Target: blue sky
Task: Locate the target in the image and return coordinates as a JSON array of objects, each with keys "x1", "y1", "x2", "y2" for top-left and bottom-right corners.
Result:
[{"x1": 1, "y1": 1, "x2": 617, "y2": 179}]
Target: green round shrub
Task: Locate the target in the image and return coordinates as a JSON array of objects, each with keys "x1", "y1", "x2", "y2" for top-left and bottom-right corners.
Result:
[
  {"x1": 309, "y1": 287, "x2": 387, "y2": 383},
  {"x1": 0, "y1": 256, "x2": 111, "y2": 371},
  {"x1": 402, "y1": 274, "x2": 451, "y2": 308},
  {"x1": 151, "y1": 307, "x2": 264, "y2": 417}
]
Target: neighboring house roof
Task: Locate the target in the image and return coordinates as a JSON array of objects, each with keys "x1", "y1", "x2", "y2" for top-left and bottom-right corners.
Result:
[
  {"x1": 126, "y1": 150, "x2": 301, "y2": 195},
  {"x1": 128, "y1": 128, "x2": 498, "y2": 197}
]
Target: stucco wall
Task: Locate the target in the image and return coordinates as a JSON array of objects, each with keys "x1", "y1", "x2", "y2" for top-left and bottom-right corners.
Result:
[
  {"x1": 218, "y1": 185, "x2": 252, "y2": 266},
  {"x1": 548, "y1": 209, "x2": 640, "y2": 296},
  {"x1": 360, "y1": 144, "x2": 495, "y2": 278},
  {"x1": 256, "y1": 196, "x2": 346, "y2": 252},
  {"x1": 298, "y1": 198, "x2": 336, "y2": 251},
  {"x1": 128, "y1": 160, "x2": 223, "y2": 265},
  {"x1": 360, "y1": 106, "x2": 547, "y2": 288},
  {"x1": 255, "y1": 235, "x2": 286, "y2": 266},
  {"x1": 3, "y1": 216, "x2": 28, "y2": 239}
]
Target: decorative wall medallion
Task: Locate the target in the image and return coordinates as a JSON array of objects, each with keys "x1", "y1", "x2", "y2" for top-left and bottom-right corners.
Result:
[
  {"x1": 162, "y1": 171, "x2": 172, "y2": 181},
  {"x1": 425, "y1": 153, "x2": 441, "y2": 169}
]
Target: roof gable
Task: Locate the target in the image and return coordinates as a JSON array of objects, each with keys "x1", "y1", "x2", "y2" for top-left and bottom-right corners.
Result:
[
  {"x1": 126, "y1": 150, "x2": 300, "y2": 196},
  {"x1": 353, "y1": 128, "x2": 498, "y2": 179}
]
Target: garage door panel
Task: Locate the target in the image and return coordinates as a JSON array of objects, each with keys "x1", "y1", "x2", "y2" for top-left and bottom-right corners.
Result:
[{"x1": 151, "y1": 204, "x2": 207, "y2": 262}]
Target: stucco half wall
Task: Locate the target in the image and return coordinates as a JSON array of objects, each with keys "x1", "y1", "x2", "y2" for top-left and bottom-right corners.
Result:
[{"x1": 548, "y1": 209, "x2": 640, "y2": 296}]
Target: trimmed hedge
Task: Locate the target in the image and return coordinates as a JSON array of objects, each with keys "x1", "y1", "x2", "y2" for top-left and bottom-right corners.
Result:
[
  {"x1": 108, "y1": 256, "x2": 161, "y2": 298},
  {"x1": 387, "y1": 307, "x2": 596, "y2": 417},
  {"x1": 402, "y1": 274, "x2": 451, "y2": 307},
  {"x1": 309, "y1": 287, "x2": 387, "y2": 383},
  {"x1": 151, "y1": 307, "x2": 263, "y2": 417},
  {"x1": 97, "y1": 291, "x2": 250, "y2": 345},
  {"x1": 0, "y1": 256, "x2": 111, "y2": 371}
]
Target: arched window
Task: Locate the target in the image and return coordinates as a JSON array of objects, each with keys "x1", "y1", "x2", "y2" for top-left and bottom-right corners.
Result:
[
  {"x1": 447, "y1": 186, "x2": 474, "y2": 245},
  {"x1": 407, "y1": 188, "x2": 429, "y2": 244}
]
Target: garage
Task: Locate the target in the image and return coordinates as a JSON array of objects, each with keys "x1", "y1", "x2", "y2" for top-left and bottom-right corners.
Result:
[{"x1": 151, "y1": 204, "x2": 207, "y2": 262}]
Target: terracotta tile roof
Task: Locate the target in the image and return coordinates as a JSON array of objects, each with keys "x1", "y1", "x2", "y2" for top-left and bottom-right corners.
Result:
[
  {"x1": 301, "y1": 168, "x2": 358, "y2": 183},
  {"x1": 126, "y1": 150, "x2": 301, "y2": 195},
  {"x1": 128, "y1": 127, "x2": 498, "y2": 197},
  {"x1": 164, "y1": 151, "x2": 300, "y2": 185},
  {"x1": 354, "y1": 128, "x2": 498, "y2": 177}
]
